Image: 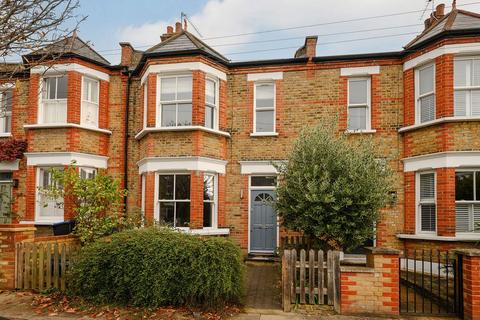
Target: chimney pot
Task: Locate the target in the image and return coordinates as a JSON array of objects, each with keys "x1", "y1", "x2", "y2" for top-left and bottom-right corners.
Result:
[
  {"x1": 175, "y1": 22, "x2": 182, "y2": 33},
  {"x1": 167, "y1": 26, "x2": 173, "y2": 34},
  {"x1": 435, "y1": 3, "x2": 445, "y2": 17}
]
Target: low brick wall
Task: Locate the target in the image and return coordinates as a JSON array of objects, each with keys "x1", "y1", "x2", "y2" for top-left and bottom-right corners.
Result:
[
  {"x1": 457, "y1": 249, "x2": 480, "y2": 320},
  {"x1": 340, "y1": 247, "x2": 401, "y2": 316},
  {"x1": 0, "y1": 224, "x2": 36, "y2": 289}
]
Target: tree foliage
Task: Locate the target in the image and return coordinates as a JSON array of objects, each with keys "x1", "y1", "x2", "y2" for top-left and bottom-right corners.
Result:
[
  {"x1": 39, "y1": 165, "x2": 140, "y2": 244},
  {"x1": 275, "y1": 125, "x2": 392, "y2": 250}
]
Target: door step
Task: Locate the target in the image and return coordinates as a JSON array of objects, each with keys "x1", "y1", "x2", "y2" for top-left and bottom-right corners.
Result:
[{"x1": 245, "y1": 254, "x2": 280, "y2": 263}]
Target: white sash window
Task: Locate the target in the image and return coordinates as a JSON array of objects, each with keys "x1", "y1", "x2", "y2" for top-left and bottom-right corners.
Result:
[
  {"x1": 41, "y1": 76, "x2": 67, "y2": 124},
  {"x1": 348, "y1": 78, "x2": 371, "y2": 130},
  {"x1": 0, "y1": 89, "x2": 12, "y2": 134},
  {"x1": 36, "y1": 167, "x2": 64, "y2": 222},
  {"x1": 455, "y1": 170, "x2": 480, "y2": 234},
  {"x1": 417, "y1": 172, "x2": 436, "y2": 233},
  {"x1": 158, "y1": 75, "x2": 192, "y2": 127},
  {"x1": 205, "y1": 78, "x2": 218, "y2": 129},
  {"x1": 454, "y1": 57, "x2": 480, "y2": 117},
  {"x1": 254, "y1": 82, "x2": 275, "y2": 133},
  {"x1": 416, "y1": 64, "x2": 435, "y2": 123},
  {"x1": 81, "y1": 76, "x2": 99, "y2": 127}
]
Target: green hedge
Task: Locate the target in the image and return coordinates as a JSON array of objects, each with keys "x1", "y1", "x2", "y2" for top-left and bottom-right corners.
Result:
[{"x1": 68, "y1": 228, "x2": 244, "y2": 308}]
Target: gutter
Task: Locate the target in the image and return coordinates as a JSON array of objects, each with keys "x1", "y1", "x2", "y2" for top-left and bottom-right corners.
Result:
[{"x1": 123, "y1": 68, "x2": 133, "y2": 212}]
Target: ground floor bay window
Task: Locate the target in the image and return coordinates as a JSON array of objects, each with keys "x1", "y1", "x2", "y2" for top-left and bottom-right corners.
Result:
[
  {"x1": 455, "y1": 170, "x2": 480, "y2": 234},
  {"x1": 417, "y1": 171, "x2": 436, "y2": 234},
  {"x1": 0, "y1": 172, "x2": 13, "y2": 223},
  {"x1": 36, "y1": 167, "x2": 64, "y2": 223}
]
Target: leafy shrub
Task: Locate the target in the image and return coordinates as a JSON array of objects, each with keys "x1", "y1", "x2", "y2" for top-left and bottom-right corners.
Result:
[{"x1": 68, "y1": 228, "x2": 244, "y2": 308}]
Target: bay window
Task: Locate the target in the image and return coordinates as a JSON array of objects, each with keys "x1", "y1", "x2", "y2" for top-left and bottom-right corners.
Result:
[
  {"x1": 0, "y1": 89, "x2": 12, "y2": 134},
  {"x1": 203, "y1": 174, "x2": 216, "y2": 228},
  {"x1": 416, "y1": 64, "x2": 435, "y2": 123},
  {"x1": 81, "y1": 77, "x2": 99, "y2": 127},
  {"x1": 41, "y1": 76, "x2": 68, "y2": 124},
  {"x1": 205, "y1": 78, "x2": 217, "y2": 129},
  {"x1": 36, "y1": 167, "x2": 64, "y2": 222},
  {"x1": 348, "y1": 77, "x2": 371, "y2": 130},
  {"x1": 454, "y1": 57, "x2": 480, "y2": 117},
  {"x1": 455, "y1": 170, "x2": 480, "y2": 233},
  {"x1": 158, "y1": 75, "x2": 192, "y2": 127},
  {"x1": 158, "y1": 174, "x2": 190, "y2": 227},
  {"x1": 417, "y1": 172, "x2": 436, "y2": 233},
  {"x1": 80, "y1": 167, "x2": 97, "y2": 180},
  {"x1": 254, "y1": 82, "x2": 275, "y2": 133}
]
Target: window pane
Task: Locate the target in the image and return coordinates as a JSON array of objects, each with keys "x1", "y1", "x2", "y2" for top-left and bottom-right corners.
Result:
[
  {"x1": 203, "y1": 202, "x2": 213, "y2": 227},
  {"x1": 420, "y1": 94, "x2": 435, "y2": 122},
  {"x1": 206, "y1": 79, "x2": 215, "y2": 105},
  {"x1": 456, "y1": 172, "x2": 474, "y2": 201},
  {"x1": 56, "y1": 76, "x2": 68, "y2": 99},
  {"x1": 161, "y1": 104, "x2": 176, "y2": 127},
  {"x1": 474, "y1": 204, "x2": 480, "y2": 232},
  {"x1": 205, "y1": 105, "x2": 214, "y2": 129},
  {"x1": 177, "y1": 76, "x2": 192, "y2": 100},
  {"x1": 177, "y1": 103, "x2": 192, "y2": 126},
  {"x1": 4, "y1": 115, "x2": 11, "y2": 133},
  {"x1": 472, "y1": 90, "x2": 480, "y2": 116},
  {"x1": 420, "y1": 204, "x2": 436, "y2": 232},
  {"x1": 473, "y1": 59, "x2": 480, "y2": 86},
  {"x1": 420, "y1": 173, "x2": 435, "y2": 200},
  {"x1": 204, "y1": 175, "x2": 214, "y2": 201},
  {"x1": 348, "y1": 106, "x2": 367, "y2": 130},
  {"x1": 419, "y1": 65, "x2": 434, "y2": 95},
  {"x1": 159, "y1": 175, "x2": 174, "y2": 200},
  {"x1": 159, "y1": 202, "x2": 174, "y2": 225},
  {"x1": 90, "y1": 80, "x2": 99, "y2": 103},
  {"x1": 251, "y1": 176, "x2": 277, "y2": 187},
  {"x1": 255, "y1": 110, "x2": 274, "y2": 132},
  {"x1": 45, "y1": 78, "x2": 55, "y2": 99},
  {"x1": 0, "y1": 172, "x2": 13, "y2": 181},
  {"x1": 256, "y1": 84, "x2": 274, "y2": 108},
  {"x1": 175, "y1": 175, "x2": 190, "y2": 200},
  {"x1": 477, "y1": 172, "x2": 480, "y2": 200},
  {"x1": 348, "y1": 79, "x2": 368, "y2": 104},
  {"x1": 456, "y1": 204, "x2": 470, "y2": 232},
  {"x1": 175, "y1": 202, "x2": 190, "y2": 227},
  {"x1": 454, "y1": 90, "x2": 467, "y2": 116},
  {"x1": 160, "y1": 78, "x2": 176, "y2": 101},
  {"x1": 454, "y1": 60, "x2": 469, "y2": 87},
  {"x1": 3, "y1": 90, "x2": 12, "y2": 111}
]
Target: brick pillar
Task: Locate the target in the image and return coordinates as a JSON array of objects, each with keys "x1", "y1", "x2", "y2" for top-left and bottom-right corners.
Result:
[
  {"x1": 340, "y1": 247, "x2": 401, "y2": 316},
  {"x1": 404, "y1": 171, "x2": 415, "y2": 234},
  {"x1": 67, "y1": 71, "x2": 82, "y2": 124},
  {"x1": 28, "y1": 74, "x2": 40, "y2": 124},
  {"x1": 404, "y1": 68, "x2": 415, "y2": 126},
  {"x1": 0, "y1": 224, "x2": 36, "y2": 289},
  {"x1": 189, "y1": 171, "x2": 203, "y2": 229},
  {"x1": 146, "y1": 74, "x2": 157, "y2": 127},
  {"x1": 436, "y1": 168, "x2": 456, "y2": 236},
  {"x1": 144, "y1": 172, "x2": 155, "y2": 223},
  {"x1": 435, "y1": 54, "x2": 454, "y2": 119},
  {"x1": 192, "y1": 70, "x2": 205, "y2": 126},
  {"x1": 457, "y1": 249, "x2": 480, "y2": 320}
]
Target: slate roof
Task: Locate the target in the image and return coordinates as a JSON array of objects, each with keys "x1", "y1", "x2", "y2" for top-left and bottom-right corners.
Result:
[
  {"x1": 144, "y1": 31, "x2": 228, "y2": 62},
  {"x1": 24, "y1": 35, "x2": 110, "y2": 66},
  {"x1": 405, "y1": 8, "x2": 480, "y2": 49}
]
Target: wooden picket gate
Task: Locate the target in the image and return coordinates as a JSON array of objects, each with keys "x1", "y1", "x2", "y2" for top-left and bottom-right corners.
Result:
[
  {"x1": 16, "y1": 241, "x2": 79, "y2": 291},
  {"x1": 282, "y1": 249, "x2": 341, "y2": 312}
]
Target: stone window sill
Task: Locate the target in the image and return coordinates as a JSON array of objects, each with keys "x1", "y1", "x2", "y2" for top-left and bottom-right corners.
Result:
[
  {"x1": 0, "y1": 133, "x2": 12, "y2": 138},
  {"x1": 24, "y1": 123, "x2": 112, "y2": 135},
  {"x1": 397, "y1": 233, "x2": 480, "y2": 242},
  {"x1": 398, "y1": 116, "x2": 480, "y2": 133},
  {"x1": 183, "y1": 228, "x2": 230, "y2": 236},
  {"x1": 20, "y1": 220, "x2": 63, "y2": 226},
  {"x1": 135, "y1": 126, "x2": 231, "y2": 140},
  {"x1": 250, "y1": 132, "x2": 279, "y2": 137},
  {"x1": 345, "y1": 129, "x2": 376, "y2": 134}
]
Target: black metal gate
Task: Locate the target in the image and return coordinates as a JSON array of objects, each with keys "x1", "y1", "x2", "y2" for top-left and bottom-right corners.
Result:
[{"x1": 399, "y1": 249, "x2": 463, "y2": 318}]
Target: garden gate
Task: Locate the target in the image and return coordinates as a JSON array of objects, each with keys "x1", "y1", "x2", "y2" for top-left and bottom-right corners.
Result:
[{"x1": 399, "y1": 249, "x2": 463, "y2": 318}]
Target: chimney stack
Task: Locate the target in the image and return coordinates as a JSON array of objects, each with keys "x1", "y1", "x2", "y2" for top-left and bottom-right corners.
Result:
[
  {"x1": 161, "y1": 22, "x2": 185, "y2": 42},
  {"x1": 175, "y1": 22, "x2": 182, "y2": 33},
  {"x1": 119, "y1": 42, "x2": 134, "y2": 66},
  {"x1": 294, "y1": 36, "x2": 318, "y2": 60}
]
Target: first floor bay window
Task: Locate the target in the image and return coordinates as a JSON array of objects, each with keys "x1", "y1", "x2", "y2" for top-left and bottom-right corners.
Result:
[
  {"x1": 418, "y1": 172, "x2": 436, "y2": 233},
  {"x1": 454, "y1": 57, "x2": 480, "y2": 117},
  {"x1": 205, "y1": 78, "x2": 217, "y2": 129},
  {"x1": 203, "y1": 174, "x2": 216, "y2": 228},
  {"x1": 158, "y1": 174, "x2": 190, "y2": 227},
  {"x1": 455, "y1": 170, "x2": 480, "y2": 233},
  {"x1": 159, "y1": 75, "x2": 192, "y2": 127},
  {"x1": 81, "y1": 76, "x2": 99, "y2": 127},
  {"x1": 41, "y1": 75, "x2": 68, "y2": 124},
  {"x1": 416, "y1": 64, "x2": 435, "y2": 123}
]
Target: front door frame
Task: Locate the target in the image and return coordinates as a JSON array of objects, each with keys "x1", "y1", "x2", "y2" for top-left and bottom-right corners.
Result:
[{"x1": 248, "y1": 175, "x2": 279, "y2": 254}]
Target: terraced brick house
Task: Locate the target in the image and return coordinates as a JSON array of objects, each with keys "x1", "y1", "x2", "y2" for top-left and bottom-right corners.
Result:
[{"x1": 1, "y1": 3, "x2": 480, "y2": 253}]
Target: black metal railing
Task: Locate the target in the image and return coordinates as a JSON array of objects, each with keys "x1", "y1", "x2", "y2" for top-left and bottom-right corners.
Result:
[{"x1": 399, "y1": 249, "x2": 462, "y2": 317}]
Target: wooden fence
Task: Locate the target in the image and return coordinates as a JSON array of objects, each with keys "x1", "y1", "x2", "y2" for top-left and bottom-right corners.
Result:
[
  {"x1": 16, "y1": 241, "x2": 79, "y2": 291},
  {"x1": 282, "y1": 249, "x2": 341, "y2": 312}
]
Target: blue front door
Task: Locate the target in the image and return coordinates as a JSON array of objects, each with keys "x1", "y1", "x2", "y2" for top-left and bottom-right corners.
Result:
[{"x1": 250, "y1": 190, "x2": 277, "y2": 253}]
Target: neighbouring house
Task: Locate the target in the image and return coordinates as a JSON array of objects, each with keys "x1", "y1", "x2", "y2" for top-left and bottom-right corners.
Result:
[{"x1": 1, "y1": 2, "x2": 480, "y2": 254}]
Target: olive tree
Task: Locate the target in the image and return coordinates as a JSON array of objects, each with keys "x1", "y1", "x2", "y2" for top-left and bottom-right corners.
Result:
[{"x1": 275, "y1": 125, "x2": 392, "y2": 250}]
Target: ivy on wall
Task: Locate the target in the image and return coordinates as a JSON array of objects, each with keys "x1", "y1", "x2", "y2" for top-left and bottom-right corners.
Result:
[{"x1": 0, "y1": 139, "x2": 27, "y2": 162}]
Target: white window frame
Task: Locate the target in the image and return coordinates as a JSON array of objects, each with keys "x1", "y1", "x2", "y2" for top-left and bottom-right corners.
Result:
[
  {"x1": 415, "y1": 63, "x2": 436, "y2": 124},
  {"x1": 79, "y1": 167, "x2": 97, "y2": 179},
  {"x1": 156, "y1": 74, "x2": 193, "y2": 128},
  {"x1": 35, "y1": 167, "x2": 64, "y2": 223},
  {"x1": 155, "y1": 172, "x2": 191, "y2": 229},
  {"x1": 205, "y1": 77, "x2": 219, "y2": 130},
  {"x1": 453, "y1": 56, "x2": 480, "y2": 117},
  {"x1": 80, "y1": 76, "x2": 100, "y2": 128},
  {"x1": 203, "y1": 173, "x2": 218, "y2": 229},
  {"x1": 0, "y1": 88, "x2": 13, "y2": 135},
  {"x1": 347, "y1": 77, "x2": 372, "y2": 131},
  {"x1": 415, "y1": 171, "x2": 437, "y2": 235},
  {"x1": 455, "y1": 168, "x2": 480, "y2": 234},
  {"x1": 143, "y1": 83, "x2": 148, "y2": 129},
  {"x1": 39, "y1": 75, "x2": 68, "y2": 124},
  {"x1": 253, "y1": 81, "x2": 276, "y2": 134}
]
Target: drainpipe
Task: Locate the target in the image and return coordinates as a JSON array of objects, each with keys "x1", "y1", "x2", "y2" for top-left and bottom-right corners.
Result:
[{"x1": 123, "y1": 69, "x2": 132, "y2": 213}]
